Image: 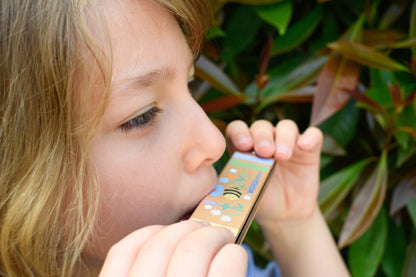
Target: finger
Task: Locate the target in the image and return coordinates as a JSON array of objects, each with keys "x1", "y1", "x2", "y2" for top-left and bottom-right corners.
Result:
[
  {"x1": 129, "y1": 220, "x2": 210, "y2": 276},
  {"x1": 274, "y1": 119, "x2": 299, "y2": 160},
  {"x1": 225, "y1": 120, "x2": 253, "y2": 153},
  {"x1": 99, "y1": 225, "x2": 165, "y2": 277},
  {"x1": 166, "y1": 226, "x2": 235, "y2": 276},
  {"x1": 208, "y1": 244, "x2": 248, "y2": 277},
  {"x1": 298, "y1": 126, "x2": 323, "y2": 152},
  {"x1": 250, "y1": 120, "x2": 275, "y2": 157}
]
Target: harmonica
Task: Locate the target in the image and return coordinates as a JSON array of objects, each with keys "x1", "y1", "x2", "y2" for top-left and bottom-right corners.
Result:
[{"x1": 190, "y1": 151, "x2": 275, "y2": 244}]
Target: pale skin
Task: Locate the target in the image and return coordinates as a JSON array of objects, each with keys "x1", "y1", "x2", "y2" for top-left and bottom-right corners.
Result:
[{"x1": 81, "y1": 0, "x2": 351, "y2": 276}]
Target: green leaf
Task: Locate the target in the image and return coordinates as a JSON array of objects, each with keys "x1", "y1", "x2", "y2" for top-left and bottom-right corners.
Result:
[
  {"x1": 255, "y1": 55, "x2": 326, "y2": 111},
  {"x1": 319, "y1": 100, "x2": 361, "y2": 147},
  {"x1": 410, "y1": 0, "x2": 416, "y2": 59},
  {"x1": 381, "y1": 217, "x2": 406, "y2": 277},
  {"x1": 195, "y1": 55, "x2": 242, "y2": 96},
  {"x1": 262, "y1": 55, "x2": 327, "y2": 98},
  {"x1": 257, "y1": 86, "x2": 315, "y2": 112},
  {"x1": 327, "y1": 41, "x2": 409, "y2": 72},
  {"x1": 221, "y1": 5, "x2": 262, "y2": 64},
  {"x1": 379, "y1": 0, "x2": 409, "y2": 29},
  {"x1": 397, "y1": 142, "x2": 416, "y2": 167},
  {"x1": 205, "y1": 26, "x2": 226, "y2": 41},
  {"x1": 319, "y1": 158, "x2": 373, "y2": 219},
  {"x1": 393, "y1": 37, "x2": 416, "y2": 49},
  {"x1": 366, "y1": 69, "x2": 396, "y2": 108},
  {"x1": 348, "y1": 13, "x2": 365, "y2": 42},
  {"x1": 348, "y1": 207, "x2": 387, "y2": 277},
  {"x1": 224, "y1": 0, "x2": 287, "y2": 4},
  {"x1": 338, "y1": 151, "x2": 388, "y2": 248},
  {"x1": 407, "y1": 197, "x2": 416, "y2": 228},
  {"x1": 363, "y1": 29, "x2": 407, "y2": 50},
  {"x1": 414, "y1": 94, "x2": 416, "y2": 116},
  {"x1": 402, "y1": 239, "x2": 416, "y2": 277},
  {"x1": 322, "y1": 134, "x2": 351, "y2": 156},
  {"x1": 271, "y1": 5, "x2": 323, "y2": 55},
  {"x1": 255, "y1": 0, "x2": 292, "y2": 35}
]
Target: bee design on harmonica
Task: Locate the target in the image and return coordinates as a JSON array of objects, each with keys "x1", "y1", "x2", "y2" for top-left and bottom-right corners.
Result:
[{"x1": 223, "y1": 187, "x2": 241, "y2": 200}]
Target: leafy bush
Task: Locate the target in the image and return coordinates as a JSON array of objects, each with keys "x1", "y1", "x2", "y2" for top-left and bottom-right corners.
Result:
[{"x1": 195, "y1": 0, "x2": 416, "y2": 276}]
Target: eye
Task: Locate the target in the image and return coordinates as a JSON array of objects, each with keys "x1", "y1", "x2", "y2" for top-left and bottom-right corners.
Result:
[
  {"x1": 187, "y1": 77, "x2": 199, "y2": 95},
  {"x1": 120, "y1": 106, "x2": 162, "y2": 132}
]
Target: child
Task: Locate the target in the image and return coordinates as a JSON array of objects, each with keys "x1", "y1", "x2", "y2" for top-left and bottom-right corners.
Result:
[{"x1": 0, "y1": 0, "x2": 350, "y2": 276}]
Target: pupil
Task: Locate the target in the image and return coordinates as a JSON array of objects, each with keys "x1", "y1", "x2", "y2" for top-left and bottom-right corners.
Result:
[{"x1": 136, "y1": 113, "x2": 150, "y2": 125}]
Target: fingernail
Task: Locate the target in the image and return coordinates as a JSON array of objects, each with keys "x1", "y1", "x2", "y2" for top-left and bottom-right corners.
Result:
[
  {"x1": 190, "y1": 219, "x2": 211, "y2": 226},
  {"x1": 200, "y1": 220, "x2": 211, "y2": 226},
  {"x1": 299, "y1": 137, "x2": 312, "y2": 149},
  {"x1": 276, "y1": 144, "x2": 289, "y2": 156},
  {"x1": 238, "y1": 136, "x2": 250, "y2": 146},
  {"x1": 258, "y1": 140, "x2": 272, "y2": 148}
]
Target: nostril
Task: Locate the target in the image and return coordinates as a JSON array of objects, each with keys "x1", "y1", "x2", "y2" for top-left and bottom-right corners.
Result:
[
  {"x1": 182, "y1": 98, "x2": 226, "y2": 173},
  {"x1": 182, "y1": 145, "x2": 222, "y2": 174}
]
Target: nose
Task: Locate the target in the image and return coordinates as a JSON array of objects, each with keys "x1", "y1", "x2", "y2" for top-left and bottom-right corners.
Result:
[{"x1": 181, "y1": 96, "x2": 226, "y2": 173}]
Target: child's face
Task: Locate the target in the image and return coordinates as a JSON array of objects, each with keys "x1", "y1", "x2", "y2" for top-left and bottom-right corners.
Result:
[{"x1": 86, "y1": 0, "x2": 225, "y2": 258}]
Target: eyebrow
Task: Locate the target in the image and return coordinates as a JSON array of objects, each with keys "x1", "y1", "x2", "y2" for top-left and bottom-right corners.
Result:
[
  {"x1": 113, "y1": 66, "x2": 175, "y2": 95},
  {"x1": 113, "y1": 54, "x2": 195, "y2": 96},
  {"x1": 139, "y1": 67, "x2": 175, "y2": 87}
]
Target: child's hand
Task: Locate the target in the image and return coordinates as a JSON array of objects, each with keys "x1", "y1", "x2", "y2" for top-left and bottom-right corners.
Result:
[
  {"x1": 225, "y1": 119, "x2": 323, "y2": 226},
  {"x1": 227, "y1": 120, "x2": 351, "y2": 277},
  {"x1": 99, "y1": 220, "x2": 248, "y2": 277}
]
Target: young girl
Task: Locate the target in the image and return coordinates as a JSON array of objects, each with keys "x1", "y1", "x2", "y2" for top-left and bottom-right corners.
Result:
[{"x1": 0, "y1": 0, "x2": 350, "y2": 276}]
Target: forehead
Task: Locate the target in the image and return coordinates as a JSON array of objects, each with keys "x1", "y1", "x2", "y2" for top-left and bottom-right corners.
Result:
[{"x1": 99, "y1": 0, "x2": 192, "y2": 81}]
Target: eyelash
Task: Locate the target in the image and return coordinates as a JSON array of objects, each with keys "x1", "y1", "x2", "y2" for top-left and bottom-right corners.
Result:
[
  {"x1": 120, "y1": 106, "x2": 162, "y2": 132},
  {"x1": 187, "y1": 78, "x2": 198, "y2": 95},
  {"x1": 119, "y1": 78, "x2": 193, "y2": 132}
]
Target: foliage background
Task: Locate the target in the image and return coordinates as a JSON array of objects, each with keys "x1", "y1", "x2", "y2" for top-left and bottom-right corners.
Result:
[{"x1": 193, "y1": 0, "x2": 416, "y2": 276}]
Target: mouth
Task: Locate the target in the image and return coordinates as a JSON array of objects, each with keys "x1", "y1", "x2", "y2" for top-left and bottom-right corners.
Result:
[
  {"x1": 179, "y1": 170, "x2": 218, "y2": 222},
  {"x1": 179, "y1": 208, "x2": 196, "y2": 221},
  {"x1": 178, "y1": 190, "x2": 211, "y2": 221}
]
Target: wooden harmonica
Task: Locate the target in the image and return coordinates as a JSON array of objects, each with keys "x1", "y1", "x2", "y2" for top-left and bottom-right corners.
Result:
[{"x1": 190, "y1": 151, "x2": 275, "y2": 244}]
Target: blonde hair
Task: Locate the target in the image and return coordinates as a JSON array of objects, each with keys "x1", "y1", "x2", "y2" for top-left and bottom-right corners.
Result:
[{"x1": 0, "y1": 0, "x2": 211, "y2": 276}]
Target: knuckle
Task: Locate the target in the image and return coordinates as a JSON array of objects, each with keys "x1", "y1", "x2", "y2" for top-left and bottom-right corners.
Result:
[{"x1": 139, "y1": 238, "x2": 161, "y2": 256}]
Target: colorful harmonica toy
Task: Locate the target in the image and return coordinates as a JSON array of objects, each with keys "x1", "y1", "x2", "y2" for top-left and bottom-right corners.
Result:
[{"x1": 190, "y1": 151, "x2": 275, "y2": 244}]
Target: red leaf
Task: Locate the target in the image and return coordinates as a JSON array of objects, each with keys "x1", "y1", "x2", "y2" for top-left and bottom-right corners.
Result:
[
  {"x1": 403, "y1": 90, "x2": 416, "y2": 107},
  {"x1": 388, "y1": 83, "x2": 402, "y2": 107},
  {"x1": 259, "y1": 35, "x2": 273, "y2": 77},
  {"x1": 255, "y1": 74, "x2": 270, "y2": 91},
  {"x1": 390, "y1": 170, "x2": 416, "y2": 215},
  {"x1": 344, "y1": 89, "x2": 385, "y2": 114},
  {"x1": 397, "y1": 126, "x2": 416, "y2": 138},
  {"x1": 257, "y1": 86, "x2": 315, "y2": 112},
  {"x1": 338, "y1": 151, "x2": 388, "y2": 248},
  {"x1": 200, "y1": 95, "x2": 247, "y2": 113},
  {"x1": 195, "y1": 55, "x2": 242, "y2": 96},
  {"x1": 310, "y1": 53, "x2": 360, "y2": 126},
  {"x1": 327, "y1": 41, "x2": 409, "y2": 71}
]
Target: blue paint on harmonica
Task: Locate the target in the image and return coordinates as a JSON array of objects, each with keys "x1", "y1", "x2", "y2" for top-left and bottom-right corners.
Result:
[{"x1": 233, "y1": 152, "x2": 274, "y2": 166}]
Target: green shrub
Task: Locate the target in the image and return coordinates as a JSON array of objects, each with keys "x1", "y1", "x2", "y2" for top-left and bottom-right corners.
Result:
[{"x1": 195, "y1": 0, "x2": 416, "y2": 276}]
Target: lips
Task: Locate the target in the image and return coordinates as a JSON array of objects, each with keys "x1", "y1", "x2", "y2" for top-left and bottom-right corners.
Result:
[
  {"x1": 178, "y1": 169, "x2": 218, "y2": 222},
  {"x1": 178, "y1": 191, "x2": 210, "y2": 221},
  {"x1": 180, "y1": 209, "x2": 195, "y2": 221}
]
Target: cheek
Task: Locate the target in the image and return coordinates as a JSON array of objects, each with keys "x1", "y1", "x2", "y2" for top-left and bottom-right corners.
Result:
[{"x1": 93, "y1": 142, "x2": 180, "y2": 225}]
